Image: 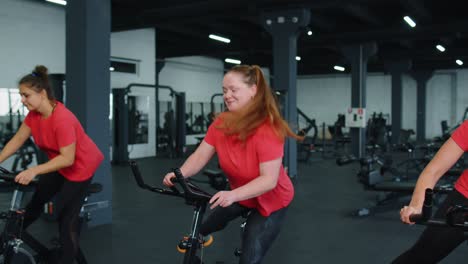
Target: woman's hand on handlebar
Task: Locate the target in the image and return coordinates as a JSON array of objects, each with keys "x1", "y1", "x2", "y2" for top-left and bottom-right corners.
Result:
[
  {"x1": 209, "y1": 190, "x2": 238, "y2": 210},
  {"x1": 15, "y1": 168, "x2": 37, "y2": 185},
  {"x1": 400, "y1": 205, "x2": 420, "y2": 224},
  {"x1": 163, "y1": 172, "x2": 176, "y2": 187}
]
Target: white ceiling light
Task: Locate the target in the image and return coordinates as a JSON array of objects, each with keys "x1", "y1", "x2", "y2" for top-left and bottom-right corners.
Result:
[
  {"x1": 334, "y1": 65, "x2": 345, "y2": 72},
  {"x1": 225, "y1": 58, "x2": 241, "y2": 64},
  {"x1": 109, "y1": 67, "x2": 115, "y2": 71},
  {"x1": 456, "y1": 59, "x2": 463, "y2": 66},
  {"x1": 46, "y1": 0, "x2": 67, "y2": 5},
  {"x1": 436, "y1": 44, "x2": 446, "y2": 52},
  {"x1": 209, "y1": 34, "x2": 230, "y2": 43},
  {"x1": 296, "y1": 56, "x2": 301, "y2": 61},
  {"x1": 403, "y1": 16, "x2": 416, "y2": 28},
  {"x1": 307, "y1": 30, "x2": 313, "y2": 36}
]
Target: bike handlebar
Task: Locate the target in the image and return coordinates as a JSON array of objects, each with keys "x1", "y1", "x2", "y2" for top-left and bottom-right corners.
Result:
[
  {"x1": 409, "y1": 188, "x2": 433, "y2": 223},
  {"x1": 0, "y1": 165, "x2": 12, "y2": 175},
  {"x1": 0, "y1": 165, "x2": 39, "y2": 191},
  {"x1": 129, "y1": 160, "x2": 213, "y2": 205},
  {"x1": 408, "y1": 188, "x2": 468, "y2": 230},
  {"x1": 129, "y1": 160, "x2": 182, "y2": 197},
  {"x1": 0, "y1": 166, "x2": 16, "y2": 182}
]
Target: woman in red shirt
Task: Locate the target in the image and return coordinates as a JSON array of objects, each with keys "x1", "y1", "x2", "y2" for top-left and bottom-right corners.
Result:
[
  {"x1": 393, "y1": 120, "x2": 468, "y2": 263},
  {"x1": 163, "y1": 65, "x2": 301, "y2": 264},
  {"x1": 0, "y1": 65, "x2": 104, "y2": 264}
]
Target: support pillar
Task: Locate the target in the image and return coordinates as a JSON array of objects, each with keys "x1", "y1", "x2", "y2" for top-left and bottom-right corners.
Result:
[
  {"x1": 410, "y1": 70, "x2": 433, "y2": 143},
  {"x1": 66, "y1": 0, "x2": 111, "y2": 226},
  {"x1": 260, "y1": 9, "x2": 310, "y2": 179},
  {"x1": 384, "y1": 60, "x2": 412, "y2": 145},
  {"x1": 341, "y1": 43, "x2": 377, "y2": 158}
]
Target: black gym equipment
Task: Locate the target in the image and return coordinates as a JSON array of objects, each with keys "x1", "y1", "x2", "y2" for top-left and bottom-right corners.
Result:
[
  {"x1": 366, "y1": 112, "x2": 391, "y2": 151},
  {"x1": 130, "y1": 161, "x2": 212, "y2": 264},
  {"x1": 410, "y1": 188, "x2": 468, "y2": 234},
  {"x1": 325, "y1": 114, "x2": 352, "y2": 157},
  {"x1": 48, "y1": 74, "x2": 65, "y2": 104},
  {"x1": 112, "y1": 88, "x2": 129, "y2": 164},
  {"x1": 10, "y1": 138, "x2": 39, "y2": 173},
  {"x1": 202, "y1": 169, "x2": 228, "y2": 191},
  {"x1": 185, "y1": 103, "x2": 208, "y2": 135},
  {"x1": 129, "y1": 161, "x2": 246, "y2": 264},
  {"x1": 0, "y1": 166, "x2": 103, "y2": 264},
  {"x1": 0, "y1": 113, "x2": 42, "y2": 174},
  {"x1": 438, "y1": 106, "x2": 468, "y2": 142},
  {"x1": 296, "y1": 108, "x2": 318, "y2": 163},
  {"x1": 112, "y1": 83, "x2": 186, "y2": 164},
  {"x1": 0, "y1": 132, "x2": 39, "y2": 174},
  {"x1": 336, "y1": 152, "x2": 454, "y2": 217}
]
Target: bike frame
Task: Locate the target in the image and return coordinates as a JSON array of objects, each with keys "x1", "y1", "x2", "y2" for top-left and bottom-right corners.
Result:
[{"x1": 130, "y1": 161, "x2": 212, "y2": 264}]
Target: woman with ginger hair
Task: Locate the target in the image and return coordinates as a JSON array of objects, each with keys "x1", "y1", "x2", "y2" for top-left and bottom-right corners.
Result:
[{"x1": 163, "y1": 65, "x2": 301, "y2": 264}]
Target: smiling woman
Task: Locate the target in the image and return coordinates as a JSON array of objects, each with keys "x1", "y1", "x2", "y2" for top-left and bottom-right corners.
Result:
[{"x1": 163, "y1": 64, "x2": 303, "y2": 264}]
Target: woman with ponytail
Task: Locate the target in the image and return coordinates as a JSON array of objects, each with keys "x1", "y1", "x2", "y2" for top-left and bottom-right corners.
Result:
[
  {"x1": 163, "y1": 65, "x2": 301, "y2": 264},
  {"x1": 0, "y1": 65, "x2": 104, "y2": 264}
]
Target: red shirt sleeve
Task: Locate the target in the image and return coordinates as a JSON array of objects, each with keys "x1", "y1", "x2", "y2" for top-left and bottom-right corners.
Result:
[
  {"x1": 54, "y1": 122, "x2": 77, "y2": 148},
  {"x1": 256, "y1": 124, "x2": 284, "y2": 163},
  {"x1": 23, "y1": 112, "x2": 34, "y2": 128},
  {"x1": 204, "y1": 118, "x2": 220, "y2": 147},
  {"x1": 451, "y1": 120, "x2": 468, "y2": 151}
]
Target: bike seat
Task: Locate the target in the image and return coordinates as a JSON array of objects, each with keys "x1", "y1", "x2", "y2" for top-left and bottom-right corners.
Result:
[{"x1": 185, "y1": 180, "x2": 212, "y2": 201}]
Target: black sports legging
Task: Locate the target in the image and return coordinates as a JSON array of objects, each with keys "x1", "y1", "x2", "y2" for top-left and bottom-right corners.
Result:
[
  {"x1": 22, "y1": 172, "x2": 91, "y2": 264},
  {"x1": 200, "y1": 203, "x2": 288, "y2": 264},
  {"x1": 392, "y1": 189, "x2": 468, "y2": 264}
]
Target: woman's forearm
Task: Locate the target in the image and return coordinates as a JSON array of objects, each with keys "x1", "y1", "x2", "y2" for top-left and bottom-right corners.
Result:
[
  {"x1": 30, "y1": 154, "x2": 74, "y2": 176},
  {"x1": 180, "y1": 153, "x2": 207, "y2": 178},
  {"x1": 409, "y1": 166, "x2": 443, "y2": 208},
  {"x1": 231, "y1": 174, "x2": 277, "y2": 201}
]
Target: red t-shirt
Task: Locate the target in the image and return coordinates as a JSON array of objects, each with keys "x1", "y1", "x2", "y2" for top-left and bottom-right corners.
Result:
[
  {"x1": 452, "y1": 120, "x2": 468, "y2": 198},
  {"x1": 204, "y1": 117, "x2": 294, "y2": 217},
  {"x1": 24, "y1": 102, "x2": 104, "y2": 181}
]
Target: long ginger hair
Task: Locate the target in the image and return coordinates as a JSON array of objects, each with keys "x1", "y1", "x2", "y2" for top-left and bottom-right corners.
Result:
[{"x1": 216, "y1": 65, "x2": 302, "y2": 142}]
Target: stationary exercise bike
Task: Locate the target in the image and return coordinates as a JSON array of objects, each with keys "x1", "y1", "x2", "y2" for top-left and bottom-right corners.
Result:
[
  {"x1": 0, "y1": 166, "x2": 103, "y2": 264},
  {"x1": 129, "y1": 160, "x2": 248, "y2": 264},
  {"x1": 130, "y1": 160, "x2": 212, "y2": 264}
]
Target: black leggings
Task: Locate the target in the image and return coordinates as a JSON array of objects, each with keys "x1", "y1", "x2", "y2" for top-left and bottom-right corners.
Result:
[
  {"x1": 22, "y1": 172, "x2": 91, "y2": 264},
  {"x1": 392, "y1": 189, "x2": 468, "y2": 264},
  {"x1": 200, "y1": 203, "x2": 288, "y2": 264}
]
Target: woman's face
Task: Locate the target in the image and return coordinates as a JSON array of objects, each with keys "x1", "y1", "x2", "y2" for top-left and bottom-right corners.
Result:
[
  {"x1": 19, "y1": 84, "x2": 46, "y2": 112},
  {"x1": 222, "y1": 72, "x2": 257, "y2": 112}
]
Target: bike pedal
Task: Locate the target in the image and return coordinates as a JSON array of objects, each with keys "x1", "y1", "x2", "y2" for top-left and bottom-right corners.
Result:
[{"x1": 176, "y1": 243, "x2": 188, "y2": 253}]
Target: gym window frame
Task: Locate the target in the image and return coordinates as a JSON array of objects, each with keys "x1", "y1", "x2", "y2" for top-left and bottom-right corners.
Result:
[{"x1": 110, "y1": 57, "x2": 140, "y2": 75}]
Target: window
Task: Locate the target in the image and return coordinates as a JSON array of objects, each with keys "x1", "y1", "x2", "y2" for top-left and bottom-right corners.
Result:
[
  {"x1": 0, "y1": 88, "x2": 28, "y2": 116},
  {"x1": 110, "y1": 57, "x2": 140, "y2": 74},
  {"x1": 0, "y1": 88, "x2": 29, "y2": 134}
]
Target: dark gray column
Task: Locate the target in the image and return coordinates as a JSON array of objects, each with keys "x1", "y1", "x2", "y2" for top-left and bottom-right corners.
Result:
[
  {"x1": 410, "y1": 70, "x2": 433, "y2": 143},
  {"x1": 111, "y1": 89, "x2": 129, "y2": 164},
  {"x1": 384, "y1": 60, "x2": 412, "y2": 145},
  {"x1": 341, "y1": 43, "x2": 377, "y2": 158},
  {"x1": 155, "y1": 60, "x2": 165, "y2": 155},
  {"x1": 260, "y1": 9, "x2": 310, "y2": 179},
  {"x1": 66, "y1": 0, "x2": 111, "y2": 226}
]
